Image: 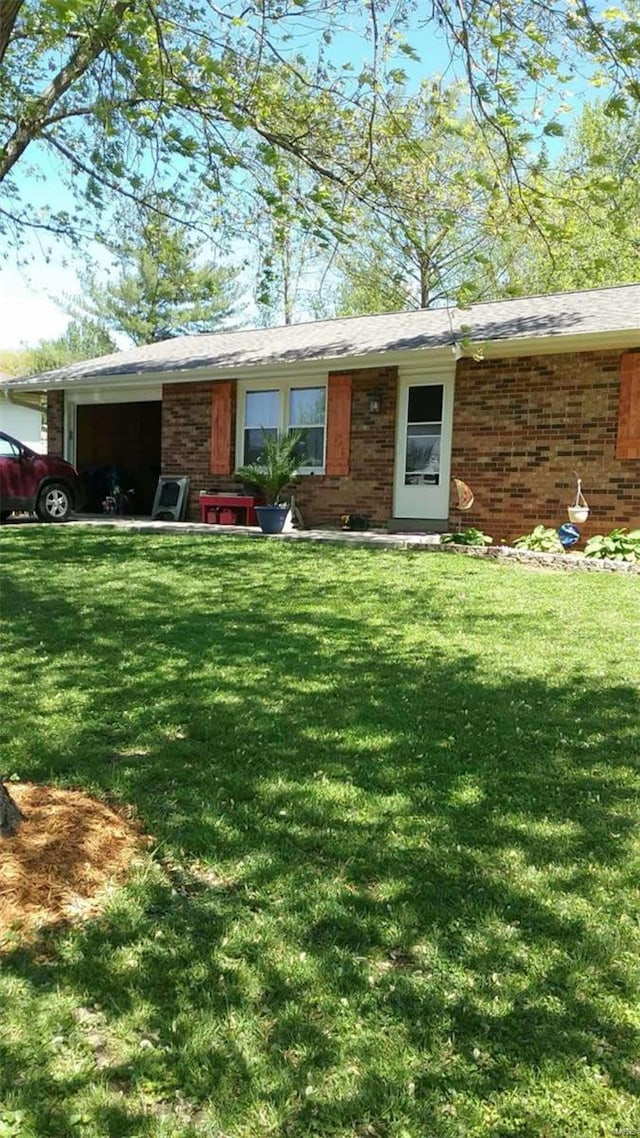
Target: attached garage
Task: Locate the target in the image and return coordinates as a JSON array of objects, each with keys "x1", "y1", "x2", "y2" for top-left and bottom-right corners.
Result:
[{"x1": 69, "y1": 388, "x2": 162, "y2": 515}]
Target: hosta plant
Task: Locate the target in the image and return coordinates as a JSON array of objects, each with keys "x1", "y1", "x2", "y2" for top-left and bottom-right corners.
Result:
[
  {"x1": 441, "y1": 528, "x2": 493, "y2": 546},
  {"x1": 584, "y1": 528, "x2": 640, "y2": 562},
  {"x1": 513, "y1": 526, "x2": 564, "y2": 553}
]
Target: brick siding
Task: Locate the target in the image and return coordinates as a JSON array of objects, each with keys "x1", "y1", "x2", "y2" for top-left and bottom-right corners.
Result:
[
  {"x1": 162, "y1": 367, "x2": 398, "y2": 527},
  {"x1": 162, "y1": 381, "x2": 238, "y2": 521},
  {"x1": 449, "y1": 349, "x2": 640, "y2": 541},
  {"x1": 293, "y1": 367, "x2": 398, "y2": 527},
  {"x1": 58, "y1": 346, "x2": 639, "y2": 538},
  {"x1": 46, "y1": 392, "x2": 64, "y2": 456}
]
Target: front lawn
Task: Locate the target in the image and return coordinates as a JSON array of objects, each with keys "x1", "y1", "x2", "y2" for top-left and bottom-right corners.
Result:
[{"x1": 1, "y1": 528, "x2": 639, "y2": 1138}]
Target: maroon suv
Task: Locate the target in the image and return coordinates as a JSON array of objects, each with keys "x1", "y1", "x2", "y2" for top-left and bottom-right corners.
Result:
[{"x1": 0, "y1": 431, "x2": 84, "y2": 522}]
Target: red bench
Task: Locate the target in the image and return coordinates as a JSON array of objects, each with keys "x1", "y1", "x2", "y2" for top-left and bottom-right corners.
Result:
[{"x1": 199, "y1": 494, "x2": 263, "y2": 526}]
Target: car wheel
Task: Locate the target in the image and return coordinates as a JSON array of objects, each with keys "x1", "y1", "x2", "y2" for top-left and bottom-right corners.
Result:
[{"x1": 36, "y1": 482, "x2": 72, "y2": 522}]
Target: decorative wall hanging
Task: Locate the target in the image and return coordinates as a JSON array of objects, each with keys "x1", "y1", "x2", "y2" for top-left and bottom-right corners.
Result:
[{"x1": 568, "y1": 474, "x2": 589, "y2": 524}]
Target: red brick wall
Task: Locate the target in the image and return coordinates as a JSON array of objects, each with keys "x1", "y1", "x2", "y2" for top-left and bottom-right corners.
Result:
[
  {"x1": 53, "y1": 348, "x2": 640, "y2": 538},
  {"x1": 449, "y1": 349, "x2": 640, "y2": 542},
  {"x1": 293, "y1": 367, "x2": 398, "y2": 527},
  {"x1": 162, "y1": 367, "x2": 398, "y2": 527},
  {"x1": 46, "y1": 392, "x2": 64, "y2": 456},
  {"x1": 162, "y1": 381, "x2": 238, "y2": 520}
]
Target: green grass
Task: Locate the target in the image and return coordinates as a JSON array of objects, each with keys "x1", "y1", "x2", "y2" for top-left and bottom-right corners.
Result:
[{"x1": 0, "y1": 527, "x2": 639, "y2": 1138}]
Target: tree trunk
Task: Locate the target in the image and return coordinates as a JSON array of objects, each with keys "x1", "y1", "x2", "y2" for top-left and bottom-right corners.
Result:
[
  {"x1": 419, "y1": 254, "x2": 431, "y2": 309},
  {"x1": 0, "y1": 0, "x2": 24, "y2": 65},
  {"x1": 0, "y1": 0, "x2": 134, "y2": 183},
  {"x1": 0, "y1": 781, "x2": 25, "y2": 838}
]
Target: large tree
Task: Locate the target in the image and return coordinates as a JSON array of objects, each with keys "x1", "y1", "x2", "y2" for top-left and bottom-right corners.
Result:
[
  {"x1": 497, "y1": 104, "x2": 640, "y2": 296},
  {"x1": 0, "y1": 0, "x2": 382, "y2": 246},
  {"x1": 328, "y1": 84, "x2": 517, "y2": 314},
  {"x1": 27, "y1": 318, "x2": 116, "y2": 372},
  {"x1": 75, "y1": 212, "x2": 239, "y2": 343},
  {"x1": 1, "y1": 1, "x2": 639, "y2": 250},
  {"x1": 244, "y1": 155, "x2": 339, "y2": 326}
]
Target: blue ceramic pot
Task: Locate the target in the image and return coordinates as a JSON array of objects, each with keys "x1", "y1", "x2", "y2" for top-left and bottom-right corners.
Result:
[{"x1": 255, "y1": 505, "x2": 288, "y2": 534}]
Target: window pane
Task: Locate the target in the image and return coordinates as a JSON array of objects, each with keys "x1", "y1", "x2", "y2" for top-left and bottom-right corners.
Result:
[
  {"x1": 408, "y1": 384, "x2": 443, "y2": 423},
  {"x1": 405, "y1": 434, "x2": 440, "y2": 485},
  {"x1": 289, "y1": 387, "x2": 326, "y2": 426},
  {"x1": 246, "y1": 390, "x2": 279, "y2": 430},
  {"x1": 295, "y1": 427, "x2": 324, "y2": 468},
  {"x1": 407, "y1": 423, "x2": 441, "y2": 439},
  {"x1": 244, "y1": 426, "x2": 277, "y2": 465}
]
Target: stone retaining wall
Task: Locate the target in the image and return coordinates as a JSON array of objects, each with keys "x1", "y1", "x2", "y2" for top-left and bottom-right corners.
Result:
[{"x1": 434, "y1": 542, "x2": 640, "y2": 574}]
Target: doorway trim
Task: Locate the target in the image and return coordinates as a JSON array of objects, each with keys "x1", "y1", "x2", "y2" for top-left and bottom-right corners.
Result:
[
  {"x1": 63, "y1": 384, "x2": 162, "y2": 464},
  {"x1": 393, "y1": 355, "x2": 456, "y2": 522}
]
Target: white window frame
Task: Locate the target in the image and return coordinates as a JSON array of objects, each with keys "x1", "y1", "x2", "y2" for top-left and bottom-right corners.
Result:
[{"x1": 235, "y1": 377, "x2": 327, "y2": 475}]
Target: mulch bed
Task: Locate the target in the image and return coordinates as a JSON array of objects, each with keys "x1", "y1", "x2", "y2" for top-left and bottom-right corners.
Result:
[{"x1": 0, "y1": 783, "x2": 148, "y2": 951}]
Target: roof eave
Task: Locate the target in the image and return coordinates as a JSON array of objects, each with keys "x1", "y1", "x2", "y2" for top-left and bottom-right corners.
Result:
[
  {"x1": 468, "y1": 328, "x2": 640, "y2": 360},
  {"x1": 0, "y1": 327, "x2": 638, "y2": 394}
]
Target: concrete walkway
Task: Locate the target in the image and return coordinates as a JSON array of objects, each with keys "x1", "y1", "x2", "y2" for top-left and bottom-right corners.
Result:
[{"x1": 67, "y1": 515, "x2": 443, "y2": 550}]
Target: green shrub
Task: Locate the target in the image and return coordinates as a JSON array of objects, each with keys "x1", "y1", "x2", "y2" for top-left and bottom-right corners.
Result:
[
  {"x1": 584, "y1": 528, "x2": 640, "y2": 561},
  {"x1": 441, "y1": 528, "x2": 493, "y2": 546},
  {"x1": 513, "y1": 525, "x2": 563, "y2": 553}
]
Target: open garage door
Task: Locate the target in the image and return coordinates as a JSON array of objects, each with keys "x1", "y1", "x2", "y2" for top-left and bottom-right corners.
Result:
[{"x1": 76, "y1": 401, "x2": 162, "y2": 515}]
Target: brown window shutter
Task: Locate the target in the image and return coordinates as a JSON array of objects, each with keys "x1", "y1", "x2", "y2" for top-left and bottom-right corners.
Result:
[
  {"x1": 616, "y1": 353, "x2": 640, "y2": 460},
  {"x1": 326, "y1": 373, "x2": 352, "y2": 476},
  {"x1": 210, "y1": 381, "x2": 233, "y2": 474}
]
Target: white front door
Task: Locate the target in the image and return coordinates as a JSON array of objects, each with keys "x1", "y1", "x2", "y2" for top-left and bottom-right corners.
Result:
[{"x1": 394, "y1": 367, "x2": 455, "y2": 520}]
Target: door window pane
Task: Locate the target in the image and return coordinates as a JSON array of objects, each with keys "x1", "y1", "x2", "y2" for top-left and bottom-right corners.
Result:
[
  {"x1": 408, "y1": 384, "x2": 443, "y2": 423},
  {"x1": 405, "y1": 435, "x2": 441, "y2": 484},
  {"x1": 405, "y1": 384, "x2": 443, "y2": 485}
]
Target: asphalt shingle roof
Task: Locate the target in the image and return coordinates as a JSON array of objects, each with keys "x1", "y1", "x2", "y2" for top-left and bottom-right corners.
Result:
[{"x1": 2, "y1": 283, "x2": 639, "y2": 390}]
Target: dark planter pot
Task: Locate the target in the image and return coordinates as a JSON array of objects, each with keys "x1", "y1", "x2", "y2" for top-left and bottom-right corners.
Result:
[{"x1": 255, "y1": 505, "x2": 288, "y2": 534}]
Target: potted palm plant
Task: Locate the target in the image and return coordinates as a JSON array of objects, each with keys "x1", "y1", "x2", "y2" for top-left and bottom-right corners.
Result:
[{"x1": 237, "y1": 429, "x2": 307, "y2": 534}]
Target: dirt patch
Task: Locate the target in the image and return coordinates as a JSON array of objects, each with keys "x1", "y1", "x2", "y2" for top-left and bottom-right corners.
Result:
[{"x1": 0, "y1": 783, "x2": 148, "y2": 951}]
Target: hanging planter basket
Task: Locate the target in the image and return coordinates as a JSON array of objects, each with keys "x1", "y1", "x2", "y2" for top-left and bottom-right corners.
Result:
[{"x1": 568, "y1": 477, "x2": 589, "y2": 524}]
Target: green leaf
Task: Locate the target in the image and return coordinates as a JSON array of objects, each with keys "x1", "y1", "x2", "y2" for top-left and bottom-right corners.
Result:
[{"x1": 543, "y1": 121, "x2": 565, "y2": 137}]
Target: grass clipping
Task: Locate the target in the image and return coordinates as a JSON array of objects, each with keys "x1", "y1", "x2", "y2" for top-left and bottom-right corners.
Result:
[{"x1": 0, "y1": 783, "x2": 147, "y2": 951}]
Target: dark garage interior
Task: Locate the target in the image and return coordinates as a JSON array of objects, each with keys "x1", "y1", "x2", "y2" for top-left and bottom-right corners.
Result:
[{"x1": 75, "y1": 401, "x2": 162, "y2": 515}]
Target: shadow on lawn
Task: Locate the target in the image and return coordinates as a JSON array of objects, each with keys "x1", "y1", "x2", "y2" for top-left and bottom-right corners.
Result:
[{"x1": 1, "y1": 532, "x2": 639, "y2": 1136}]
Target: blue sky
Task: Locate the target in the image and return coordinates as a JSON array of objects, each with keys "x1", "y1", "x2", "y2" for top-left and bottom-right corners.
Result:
[
  {"x1": 0, "y1": 7, "x2": 585, "y2": 352},
  {"x1": 0, "y1": 140, "x2": 90, "y2": 349},
  {"x1": 0, "y1": 263, "x2": 79, "y2": 348}
]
